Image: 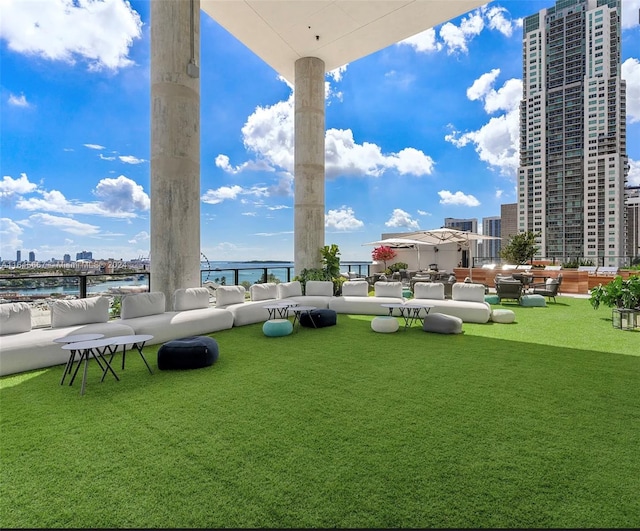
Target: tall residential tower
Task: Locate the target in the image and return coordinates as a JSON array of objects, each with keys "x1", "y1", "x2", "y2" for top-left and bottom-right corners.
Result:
[{"x1": 518, "y1": 0, "x2": 627, "y2": 266}]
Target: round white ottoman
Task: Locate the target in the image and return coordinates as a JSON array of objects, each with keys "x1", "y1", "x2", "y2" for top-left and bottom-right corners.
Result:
[
  {"x1": 371, "y1": 316, "x2": 399, "y2": 333},
  {"x1": 491, "y1": 309, "x2": 516, "y2": 324},
  {"x1": 262, "y1": 319, "x2": 293, "y2": 337}
]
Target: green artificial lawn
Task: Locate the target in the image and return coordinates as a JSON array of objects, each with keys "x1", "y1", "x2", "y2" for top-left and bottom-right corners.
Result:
[{"x1": 1, "y1": 297, "x2": 638, "y2": 528}]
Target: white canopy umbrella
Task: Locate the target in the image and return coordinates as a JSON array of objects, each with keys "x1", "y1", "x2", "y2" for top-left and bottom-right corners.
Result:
[
  {"x1": 403, "y1": 228, "x2": 501, "y2": 279},
  {"x1": 362, "y1": 238, "x2": 431, "y2": 270}
]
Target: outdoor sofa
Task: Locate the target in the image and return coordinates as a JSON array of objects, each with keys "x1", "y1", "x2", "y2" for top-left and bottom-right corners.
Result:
[
  {"x1": 328, "y1": 281, "x2": 406, "y2": 316},
  {"x1": 215, "y1": 280, "x2": 335, "y2": 326},
  {"x1": 0, "y1": 288, "x2": 234, "y2": 377},
  {"x1": 408, "y1": 282, "x2": 492, "y2": 324},
  {"x1": 0, "y1": 297, "x2": 135, "y2": 376}
]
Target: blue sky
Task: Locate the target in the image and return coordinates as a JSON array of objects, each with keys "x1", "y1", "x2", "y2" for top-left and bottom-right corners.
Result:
[{"x1": 1, "y1": 0, "x2": 639, "y2": 263}]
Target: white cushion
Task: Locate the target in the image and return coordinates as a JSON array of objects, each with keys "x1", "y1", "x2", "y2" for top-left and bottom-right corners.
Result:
[
  {"x1": 371, "y1": 316, "x2": 399, "y2": 333},
  {"x1": 305, "y1": 280, "x2": 334, "y2": 296},
  {"x1": 277, "y1": 281, "x2": 302, "y2": 299},
  {"x1": 452, "y1": 283, "x2": 485, "y2": 303},
  {"x1": 51, "y1": 296, "x2": 110, "y2": 328},
  {"x1": 0, "y1": 302, "x2": 32, "y2": 335},
  {"x1": 215, "y1": 285, "x2": 246, "y2": 307},
  {"x1": 374, "y1": 281, "x2": 402, "y2": 298},
  {"x1": 546, "y1": 278, "x2": 556, "y2": 287},
  {"x1": 413, "y1": 282, "x2": 445, "y2": 300},
  {"x1": 121, "y1": 292, "x2": 166, "y2": 320},
  {"x1": 341, "y1": 281, "x2": 368, "y2": 297},
  {"x1": 173, "y1": 287, "x2": 209, "y2": 311},
  {"x1": 250, "y1": 283, "x2": 278, "y2": 302},
  {"x1": 491, "y1": 309, "x2": 516, "y2": 324}
]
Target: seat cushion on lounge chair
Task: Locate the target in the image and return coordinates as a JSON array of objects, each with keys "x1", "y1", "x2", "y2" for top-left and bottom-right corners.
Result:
[
  {"x1": 491, "y1": 309, "x2": 516, "y2": 323},
  {"x1": 423, "y1": 313, "x2": 463, "y2": 334},
  {"x1": 520, "y1": 294, "x2": 547, "y2": 307}
]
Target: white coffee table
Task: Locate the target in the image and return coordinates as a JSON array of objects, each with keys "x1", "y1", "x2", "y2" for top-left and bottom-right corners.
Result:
[
  {"x1": 104, "y1": 334, "x2": 154, "y2": 376},
  {"x1": 54, "y1": 333, "x2": 105, "y2": 386},
  {"x1": 61, "y1": 337, "x2": 119, "y2": 395}
]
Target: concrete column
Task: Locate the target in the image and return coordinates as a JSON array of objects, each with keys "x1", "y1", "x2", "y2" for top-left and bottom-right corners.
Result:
[
  {"x1": 294, "y1": 57, "x2": 326, "y2": 276},
  {"x1": 150, "y1": 0, "x2": 200, "y2": 310}
]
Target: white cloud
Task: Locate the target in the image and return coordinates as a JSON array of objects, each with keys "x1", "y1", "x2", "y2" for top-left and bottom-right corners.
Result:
[
  {"x1": 628, "y1": 158, "x2": 640, "y2": 186},
  {"x1": 0, "y1": 217, "x2": 24, "y2": 256},
  {"x1": 27, "y1": 213, "x2": 100, "y2": 236},
  {"x1": 0, "y1": 0, "x2": 142, "y2": 71},
  {"x1": 119, "y1": 155, "x2": 146, "y2": 165},
  {"x1": 438, "y1": 190, "x2": 480, "y2": 207},
  {"x1": 622, "y1": 57, "x2": 640, "y2": 123},
  {"x1": 622, "y1": 0, "x2": 640, "y2": 30},
  {"x1": 496, "y1": 189, "x2": 504, "y2": 199},
  {"x1": 327, "y1": 64, "x2": 348, "y2": 82},
  {"x1": 398, "y1": 6, "x2": 520, "y2": 55},
  {"x1": 0, "y1": 173, "x2": 38, "y2": 200},
  {"x1": 325, "y1": 206, "x2": 364, "y2": 231},
  {"x1": 15, "y1": 175, "x2": 148, "y2": 218},
  {"x1": 128, "y1": 230, "x2": 149, "y2": 244},
  {"x1": 84, "y1": 144, "x2": 105, "y2": 150},
  {"x1": 217, "y1": 91, "x2": 435, "y2": 183},
  {"x1": 399, "y1": 28, "x2": 442, "y2": 53},
  {"x1": 484, "y1": 6, "x2": 521, "y2": 38},
  {"x1": 93, "y1": 175, "x2": 150, "y2": 212},
  {"x1": 99, "y1": 154, "x2": 116, "y2": 161},
  {"x1": 417, "y1": 210, "x2": 432, "y2": 216},
  {"x1": 385, "y1": 208, "x2": 420, "y2": 229},
  {"x1": 8, "y1": 93, "x2": 29, "y2": 107},
  {"x1": 201, "y1": 185, "x2": 245, "y2": 205},
  {"x1": 440, "y1": 11, "x2": 484, "y2": 54},
  {"x1": 446, "y1": 72, "x2": 522, "y2": 176}
]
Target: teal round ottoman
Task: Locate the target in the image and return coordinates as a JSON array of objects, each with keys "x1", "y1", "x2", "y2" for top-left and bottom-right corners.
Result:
[
  {"x1": 485, "y1": 294, "x2": 500, "y2": 304},
  {"x1": 371, "y1": 316, "x2": 399, "y2": 333},
  {"x1": 263, "y1": 319, "x2": 293, "y2": 337},
  {"x1": 520, "y1": 294, "x2": 547, "y2": 307},
  {"x1": 491, "y1": 309, "x2": 516, "y2": 323}
]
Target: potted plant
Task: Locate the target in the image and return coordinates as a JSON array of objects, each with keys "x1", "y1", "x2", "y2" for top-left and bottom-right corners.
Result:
[
  {"x1": 590, "y1": 275, "x2": 640, "y2": 329},
  {"x1": 371, "y1": 246, "x2": 397, "y2": 272},
  {"x1": 589, "y1": 275, "x2": 640, "y2": 310}
]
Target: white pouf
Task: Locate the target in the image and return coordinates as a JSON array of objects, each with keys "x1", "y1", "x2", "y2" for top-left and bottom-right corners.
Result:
[
  {"x1": 371, "y1": 316, "x2": 399, "y2": 333},
  {"x1": 491, "y1": 309, "x2": 516, "y2": 324}
]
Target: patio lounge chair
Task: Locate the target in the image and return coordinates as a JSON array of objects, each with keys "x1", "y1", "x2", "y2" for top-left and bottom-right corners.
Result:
[
  {"x1": 530, "y1": 274, "x2": 562, "y2": 303},
  {"x1": 495, "y1": 278, "x2": 523, "y2": 303}
]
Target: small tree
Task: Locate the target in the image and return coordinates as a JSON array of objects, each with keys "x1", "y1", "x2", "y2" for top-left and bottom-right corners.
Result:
[
  {"x1": 500, "y1": 231, "x2": 540, "y2": 265},
  {"x1": 372, "y1": 246, "x2": 397, "y2": 271}
]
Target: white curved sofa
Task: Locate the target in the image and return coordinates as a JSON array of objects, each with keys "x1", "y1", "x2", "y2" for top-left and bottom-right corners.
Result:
[
  {"x1": 408, "y1": 282, "x2": 491, "y2": 324},
  {"x1": 215, "y1": 280, "x2": 335, "y2": 326},
  {"x1": 118, "y1": 289, "x2": 234, "y2": 344},
  {"x1": 0, "y1": 297, "x2": 136, "y2": 376},
  {"x1": 0, "y1": 288, "x2": 234, "y2": 377},
  {"x1": 329, "y1": 281, "x2": 405, "y2": 316}
]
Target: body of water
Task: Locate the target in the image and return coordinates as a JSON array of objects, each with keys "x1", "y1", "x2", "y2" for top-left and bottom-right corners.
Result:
[{"x1": 1, "y1": 262, "x2": 372, "y2": 299}]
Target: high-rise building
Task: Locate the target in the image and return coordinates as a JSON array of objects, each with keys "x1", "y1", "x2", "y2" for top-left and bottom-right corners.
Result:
[
  {"x1": 16, "y1": 250, "x2": 21, "y2": 263},
  {"x1": 518, "y1": 0, "x2": 627, "y2": 266},
  {"x1": 76, "y1": 251, "x2": 93, "y2": 261},
  {"x1": 444, "y1": 217, "x2": 478, "y2": 267},
  {"x1": 63, "y1": 254, "x2": 71, "y2": 263},
  {"x1": 626, "y1": 187, "x2": 640, "y2": 261},
  {"x1": 28, "y1": 251, "x2": 35, "y2": 262},
  {"x1": 500, "y1": 203, "x2": 518, "y2": 245},
  {"x1": 482, "y1": 217, "x2": 502, "y2": 259}
]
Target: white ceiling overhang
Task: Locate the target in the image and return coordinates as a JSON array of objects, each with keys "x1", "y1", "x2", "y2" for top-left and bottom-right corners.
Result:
[{"x1": 200, "y1": 0, "x2": 489, "y2": 83}]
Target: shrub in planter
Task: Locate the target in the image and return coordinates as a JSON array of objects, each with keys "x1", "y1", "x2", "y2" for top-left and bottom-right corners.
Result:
[{"x1": 589, "y1": 275, "x2": 640, "y2": 310}]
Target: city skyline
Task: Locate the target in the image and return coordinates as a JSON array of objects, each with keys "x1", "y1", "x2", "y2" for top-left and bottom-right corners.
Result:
[{"x1": 1, "y1": 0, "x2": 639, "y2": 262}]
